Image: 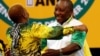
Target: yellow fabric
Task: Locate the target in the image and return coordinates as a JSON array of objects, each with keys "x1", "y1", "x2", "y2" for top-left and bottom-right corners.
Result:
[
  {"x1": 31, "y1": 23, "x2": 54, "y2": 38},
  {"x1": 63, "y1": 27, "x2": 74, "y2": 35},
  {"x1": 7, "y1": 30, "x2": 41, "y2": 56},
  {"x1": 0, "y1": 43, "x2": 4, "y2": 56},
  {"x1": 84, "y1": 40, "x2": 92, "y2": 56},
  {"x1": 7, "y1": 23, "x2": 54, "y2": 48},
  {"x1": 41, "y1": 47, "x2": 48, "y2": 54},
  {"x1": 6, "y1": 23, "x2": 61, "y2": 56}
]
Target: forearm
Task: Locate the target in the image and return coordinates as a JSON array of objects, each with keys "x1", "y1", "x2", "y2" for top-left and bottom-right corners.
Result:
[
  {"x1": 73, "y1": 25, "x2": 88, "y2": 33},
  {"x1": 42, "y1": 43, "x2": 81, "y2": 56},
  {"x1": 61, "y1": 43, "x2": 81, "y2": 55},
  {"x1": 32, "y1": 24, "x2": 63, "y2": 38},
  {"x1": 61, "y1": 31, "x2": 86, "y2": 55}
]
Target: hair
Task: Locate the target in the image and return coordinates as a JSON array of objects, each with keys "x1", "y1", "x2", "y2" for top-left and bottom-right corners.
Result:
[{"x1": 8, "y1": 4, "x2": 29, "y2": 23}]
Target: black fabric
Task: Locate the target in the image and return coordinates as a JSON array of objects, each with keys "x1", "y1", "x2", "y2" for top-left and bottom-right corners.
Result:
[{"x1": 90, "y1": 48, "x2": 100, "y2": 56}]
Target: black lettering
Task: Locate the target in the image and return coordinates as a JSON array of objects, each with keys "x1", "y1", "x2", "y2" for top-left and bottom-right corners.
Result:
[
  {"x1": 36, "y1": 0, "x2": 45, "y2": 6},
  {"x1": 46, "y1": 0, "x2": 55, "y2": 6}
]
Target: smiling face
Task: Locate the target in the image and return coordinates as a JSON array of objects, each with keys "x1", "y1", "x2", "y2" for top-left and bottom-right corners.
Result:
[{"x1": 54, "y1": 0, "x2": 73, "y2": 24}]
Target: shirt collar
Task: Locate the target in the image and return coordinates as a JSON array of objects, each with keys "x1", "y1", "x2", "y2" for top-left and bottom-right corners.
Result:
[{"x1": 62, "y1": 16, "x2": 73, "y2": 27}]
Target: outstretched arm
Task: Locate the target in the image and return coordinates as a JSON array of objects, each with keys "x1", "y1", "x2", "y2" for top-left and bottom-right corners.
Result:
[{"x1": 31, "y1": 23, "x2": 63, "y2": 38}]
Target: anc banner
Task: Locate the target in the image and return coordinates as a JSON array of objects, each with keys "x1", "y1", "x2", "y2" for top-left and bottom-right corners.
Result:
[{"x1": 0, "y1": 0, "x2": 97, "y2": 49}]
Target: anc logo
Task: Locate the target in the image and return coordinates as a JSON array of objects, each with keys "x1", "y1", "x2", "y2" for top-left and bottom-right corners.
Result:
[{"x1": 0, "y1": 0, "x2": 94, "y2": 26}]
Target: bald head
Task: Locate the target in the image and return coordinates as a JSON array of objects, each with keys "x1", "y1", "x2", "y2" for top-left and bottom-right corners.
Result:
[
  {"x1": 8, "y1": 4, "x2": 29, "y2": 23},
  {"x1": 57, "y1": 0, "x2": 73, "y2": 12}
]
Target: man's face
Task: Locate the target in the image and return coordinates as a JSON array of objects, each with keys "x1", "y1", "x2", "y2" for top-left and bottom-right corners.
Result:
[{"x1": 54, "y1": 1, "x2": 72, "y2": 24}]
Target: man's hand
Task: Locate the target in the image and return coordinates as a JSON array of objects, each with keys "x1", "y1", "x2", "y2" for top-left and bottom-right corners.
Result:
[
  {"x1": 73, "y1": 25, "x2": 88, "y2": 33},
  {"x1": 42, "y1": 49, "x2": 60, "y2": 56}
]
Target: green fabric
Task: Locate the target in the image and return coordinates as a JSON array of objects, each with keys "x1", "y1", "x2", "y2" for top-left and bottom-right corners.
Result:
[
  {"x1": 41, "y1": 26, "x2": 63, "y2": 50},
  {"x1": 47, "y1": 26, "x2": 63, "y2": 40},
  {"x1": 41, "y1": 39, "x2": 47, "y2": 50},
  {"x1": 49, "y1": 26, "x2": 63, "y2": 38},
  {"x1": 71, "y1": 31, "x2": 86, "y2": 47}
]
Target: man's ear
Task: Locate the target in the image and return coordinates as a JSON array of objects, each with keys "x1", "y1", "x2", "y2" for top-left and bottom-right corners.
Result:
[
  {"x1": 71, "y1": 12, "x2": 75, "y2": 18},
  {"x1": 69, "y1": 11, "x2": 73, "y2": 17},
  {"x1": 23, "y1": 10, "x2": 29, "y2": 19}
]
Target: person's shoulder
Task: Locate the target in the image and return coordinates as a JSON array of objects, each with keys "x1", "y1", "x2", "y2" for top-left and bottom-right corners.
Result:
[
  {"x1": 48, "y1": 20, "x2": 61, "y2": 27},
  {"x1": 69, "y1": 18, "x2": 83, "y2": 25},
  {"x1": 71, "y1": 18, "x2": 82, "y2": 23}
]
